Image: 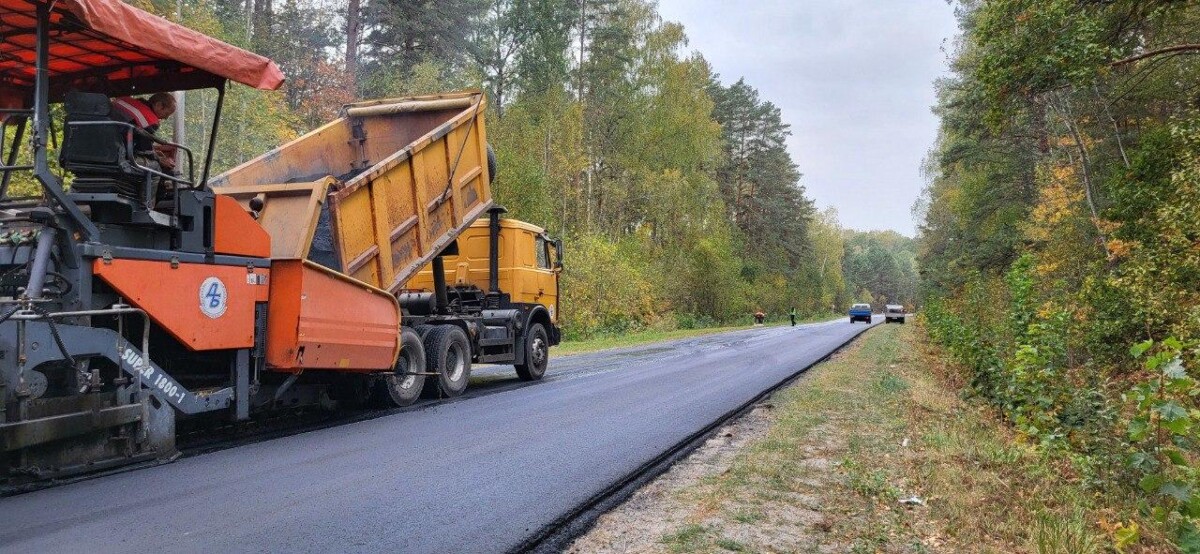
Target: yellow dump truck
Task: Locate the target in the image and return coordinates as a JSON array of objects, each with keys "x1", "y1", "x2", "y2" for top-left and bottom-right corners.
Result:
[{"x1": 212, "y1": 91, "x2": 563, "y2": 404}]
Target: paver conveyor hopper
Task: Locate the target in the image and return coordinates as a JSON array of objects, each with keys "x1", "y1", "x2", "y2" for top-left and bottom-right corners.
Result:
[{"x1": 0, "y1": 0, "x2": 560, "y2": 487}]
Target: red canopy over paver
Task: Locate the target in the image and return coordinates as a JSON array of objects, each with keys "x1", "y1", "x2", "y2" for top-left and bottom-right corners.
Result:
[{"x1": 0, "y1": 0, "x2": 284, "y2": 100}]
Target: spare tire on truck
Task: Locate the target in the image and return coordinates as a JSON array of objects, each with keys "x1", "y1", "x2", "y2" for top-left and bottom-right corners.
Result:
[{"x1": 421, "y1": 325, "x2": 472, "y2": 398}]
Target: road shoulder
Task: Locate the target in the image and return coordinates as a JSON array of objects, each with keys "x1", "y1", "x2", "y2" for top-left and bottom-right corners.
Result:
[{"x1": 568, "y1": 323, "x2": 1103, "y2": 553}]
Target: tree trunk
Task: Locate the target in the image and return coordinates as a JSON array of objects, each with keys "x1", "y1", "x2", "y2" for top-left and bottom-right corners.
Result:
[
  {"x1": 494, "y1": 66, "x2": 505, "y2": 117},
  {"x1": 1094, "y1": 84, "x2": 1130, "y2": 169},
  {"x1": 1054, "y1": 92, "x2": 1110, "y2": 258},
  {"x1": 252, "y1": 0, "x2": 272, "y2": 48},
  {"x1": 576, "y1": 0, "x2": 587, "y2": 101},
  {"x1": 346, "y1": 0, "x2": 361, "y2": 90}
]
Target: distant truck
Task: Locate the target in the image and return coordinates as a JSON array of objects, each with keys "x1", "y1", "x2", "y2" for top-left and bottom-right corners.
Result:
[
  {"x1": 848, "y1": 303, "x2": 872, "y2": 323},
  {"x1": 884, "y1": 304, "x2": 906, "y2": 324}
]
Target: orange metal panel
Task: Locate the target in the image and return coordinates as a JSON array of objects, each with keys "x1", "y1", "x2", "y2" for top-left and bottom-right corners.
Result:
[
  {"x1": 264, "y1": 261, "x2": 303, "y2": 369},
  {"x1": 216, "y1": 180, "x2": 331, "y2": 260},
  {"x1": 265, "y1": 260, "x2": 400, "y2": 373},
  {"x1": 213, "y1": 194, "x2": 271, "y2": 258},
  {"x1": 94, "y1": 259, "x2": 267, "y2": 350}
]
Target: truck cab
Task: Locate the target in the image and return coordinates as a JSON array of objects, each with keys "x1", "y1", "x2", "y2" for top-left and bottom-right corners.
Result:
[
  {"x1": 884, "y1": 304, "x2": 906, "y2": 324},
  {"x1": 407, "y1": 216, "x2": 562, "y2": 330}
]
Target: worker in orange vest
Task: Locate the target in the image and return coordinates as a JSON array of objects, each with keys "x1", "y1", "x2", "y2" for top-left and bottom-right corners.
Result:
[{"x1": 111, "y1": 93, "x2": 179, "y2": 174}]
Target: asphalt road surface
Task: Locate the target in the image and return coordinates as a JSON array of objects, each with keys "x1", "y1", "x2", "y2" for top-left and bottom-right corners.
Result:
[{"x1": 0, "y1": 316, "x2": 879, "y2": 553}]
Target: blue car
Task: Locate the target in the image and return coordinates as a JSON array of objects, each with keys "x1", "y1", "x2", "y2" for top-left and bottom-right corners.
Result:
[{"x1": 848, "y1": 303, "x2": 872, "y2": 323}]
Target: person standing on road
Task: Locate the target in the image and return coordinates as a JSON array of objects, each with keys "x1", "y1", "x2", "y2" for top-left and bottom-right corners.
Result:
[{"x1": 789, "y1": 307, "x2": 797, "y2": 326}]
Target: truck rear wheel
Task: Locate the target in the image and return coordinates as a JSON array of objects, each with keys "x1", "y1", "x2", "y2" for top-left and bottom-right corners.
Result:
[
  {"x1": 375, "y1": 327, "x2": 426, "y2": 407},
  {"x1": 515, "y1": 323, "x2": 549, "y2": 381},
  {"x1": 414, "y1": 324, "x2": 435, "y2": 340},
  {"x1": 421, "y1": 325, "x2": 471, "y2": 398}
]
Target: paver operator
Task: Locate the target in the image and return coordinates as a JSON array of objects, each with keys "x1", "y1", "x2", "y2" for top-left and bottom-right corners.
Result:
[{"x1": 111, "y1": 93, "x2": 179, "y2": 176}]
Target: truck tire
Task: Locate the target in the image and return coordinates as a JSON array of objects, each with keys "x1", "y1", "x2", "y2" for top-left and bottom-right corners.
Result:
[
  {"x1": 514, "y1": 323, "x2": 549, "y2": 381},
  {"x1": 414, "y1": 324, "x2": 435, "y2": 340},
  {"x1": 421, "y1": 325, "x2": 471, "y2": 398},
  {"x1": 374, "y1": 327, "x2": 426, "y2": 407}
]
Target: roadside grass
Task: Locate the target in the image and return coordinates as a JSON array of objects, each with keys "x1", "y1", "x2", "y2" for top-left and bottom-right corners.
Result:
[
  {"x1": 649, "y1": 324, "x2": 1117, "y2": 553},
  {"x1": 557, "y1": 315, "x2": 834, "y2": 356}
]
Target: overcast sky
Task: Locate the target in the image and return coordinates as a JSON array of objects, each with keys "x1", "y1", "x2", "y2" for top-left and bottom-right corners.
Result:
[{"x1": 656, "y1": 0, "x2": 958, "y2": 236}]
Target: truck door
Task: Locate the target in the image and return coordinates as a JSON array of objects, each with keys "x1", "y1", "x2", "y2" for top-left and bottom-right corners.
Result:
[
  {"x1": 534, "y1": 234, "x2": 558, "y2": 322},
  {"x1": 509, "y1": 228, "x2": 557, "y2": 318}
]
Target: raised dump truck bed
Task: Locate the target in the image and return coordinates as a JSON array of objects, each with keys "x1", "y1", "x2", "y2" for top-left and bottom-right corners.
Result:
[{"x1": 212, "y1": 91, "x2": 494, "y2": 292}]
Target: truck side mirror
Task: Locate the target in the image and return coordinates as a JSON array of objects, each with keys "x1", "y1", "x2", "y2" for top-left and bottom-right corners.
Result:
[{"x1": 554, "y1": 239, "x2": 564, "y2": 270}]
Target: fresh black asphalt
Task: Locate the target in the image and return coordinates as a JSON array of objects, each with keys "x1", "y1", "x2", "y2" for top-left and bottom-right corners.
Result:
[{"x1": 0, "y1": 317, "x2": 879, "y2": 553}]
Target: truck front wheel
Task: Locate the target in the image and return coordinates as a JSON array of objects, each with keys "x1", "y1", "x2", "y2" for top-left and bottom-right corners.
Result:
[
  {"x1": 421, "y1": 325, "x2": 472, "y2": 398},
  {"x1": 515, "y1": 323, "x2": 549, "y2": 381},
  {"x1": 376, "y1": 327, "x2": 426, "y2": 407}
]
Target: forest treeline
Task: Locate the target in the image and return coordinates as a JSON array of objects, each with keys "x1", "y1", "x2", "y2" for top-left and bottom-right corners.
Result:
[
  {"x1": 920, "y1": 0, "x2": 1200, "y2": 547},
  {"x1": 123, "y1": 0, "x2": 917, "y2": 337}
]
